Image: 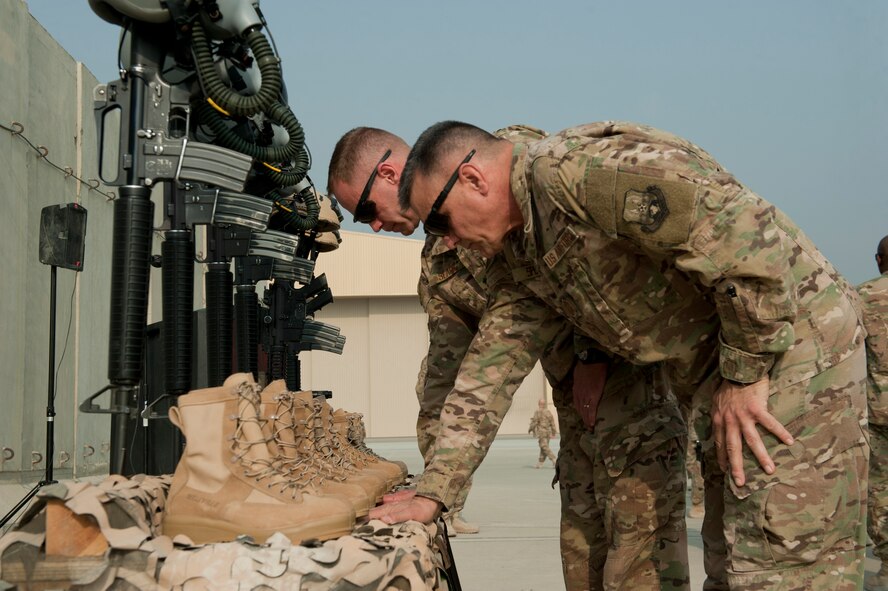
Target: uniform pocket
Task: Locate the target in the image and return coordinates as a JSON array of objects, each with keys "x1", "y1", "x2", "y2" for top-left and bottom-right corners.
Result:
[
  {"x1": 725, "y1": 396, "x2": 866, "y2": 573},
  {"x1": 562, "y1": 263, "x2": 632, "y2": 348}
]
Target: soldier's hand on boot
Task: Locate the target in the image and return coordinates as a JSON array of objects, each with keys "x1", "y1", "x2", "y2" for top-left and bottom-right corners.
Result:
[
  {"x1": 573, "y1": 361, "x2": 608, "y2": 428},
  {"x1": 712, "y1": 377, "x2": 794, "y2": 487},
  {"x1": 383, "y1": 488, "x2": 417, "y2": 504},
  {"x1": 369, "y1": 495, "x2": 441, "y2": 525}
]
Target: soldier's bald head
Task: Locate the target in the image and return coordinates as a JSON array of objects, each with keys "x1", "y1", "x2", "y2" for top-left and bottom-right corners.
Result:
[
  {"x1": 327, "y1": 127, "x2": 409, "y2": 191},
  {"x1": 877, "y1": 234, "x2": 888, "y2": 273},
  {"x1": 398, "y1": 121, "x2": 504, "y2": 211}
]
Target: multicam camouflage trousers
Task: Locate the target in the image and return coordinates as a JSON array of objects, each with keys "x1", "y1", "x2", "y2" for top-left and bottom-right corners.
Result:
[
  {"x1": 870, "y1": 422, "x2": 888, "y2": 565},
  {"x1": 555, "y1": 362, "x2": 689, "y2": 591},
  {"x1": 869, "y1": 361, "x2": 888, "y2": 566},
  {"x1": 694, "y1": 347, "x2": 869, "y2": 591},
  {"x1": 537, "y1": 437, "x2": 557, "y2": 464}
]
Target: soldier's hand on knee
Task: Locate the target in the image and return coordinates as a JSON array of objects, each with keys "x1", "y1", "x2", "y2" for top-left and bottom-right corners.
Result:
[{"x1": 712, "y1": 377, "x2": 794, "y2": 487}]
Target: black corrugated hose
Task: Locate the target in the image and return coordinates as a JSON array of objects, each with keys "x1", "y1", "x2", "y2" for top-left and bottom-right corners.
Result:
[{"x1": 191, "y1": 20, "x2": 281, "y2": 117}]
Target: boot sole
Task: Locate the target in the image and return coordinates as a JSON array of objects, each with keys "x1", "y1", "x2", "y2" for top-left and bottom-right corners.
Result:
[{"x1": 163, "y1": 514, "x2": 353, "y2": 545}]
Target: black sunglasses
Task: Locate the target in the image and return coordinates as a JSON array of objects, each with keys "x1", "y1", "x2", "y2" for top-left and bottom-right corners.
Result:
[
  {"x1": 423, "y1": 149, "x2": 476, "y2": 237},
  {"x1": 353, "y1": 149, "x2": 392, "y2": 223}
]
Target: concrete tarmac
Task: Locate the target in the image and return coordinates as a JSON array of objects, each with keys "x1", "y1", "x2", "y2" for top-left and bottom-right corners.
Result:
[{"x1": 371, "y1": 435, "x2": 880, "y2": 591}]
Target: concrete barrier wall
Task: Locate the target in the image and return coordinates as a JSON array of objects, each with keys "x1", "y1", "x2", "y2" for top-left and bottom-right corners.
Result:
[{"x1": 0, "y1": 0, "x2": 116, "y2": 480}]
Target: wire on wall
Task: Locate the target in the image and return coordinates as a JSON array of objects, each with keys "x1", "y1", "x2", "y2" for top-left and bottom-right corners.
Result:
[{"x1": 1, "y1": 120, "x2": 116, "y2": 201}]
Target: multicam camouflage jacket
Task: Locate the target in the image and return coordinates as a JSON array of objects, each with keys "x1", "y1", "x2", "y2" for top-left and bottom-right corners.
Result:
[
  {"x1": 858, "y1": 272, "x2": 888, "y2": 425},
  {"x1": 528, "y1": 408, "x2": 558, "y2": 438},
  {"x1": 414, "y1": 256, "x2": 573, "y2": 508},
  {"x1": 496, "y1": 121, "x2": 864, "y2": 400},
  {"x1": 414, "y1": 126, "x2": 583, "y2": 509},
  {"x1": 415, "y1": 124, "x2": 579, "y2": 403}
]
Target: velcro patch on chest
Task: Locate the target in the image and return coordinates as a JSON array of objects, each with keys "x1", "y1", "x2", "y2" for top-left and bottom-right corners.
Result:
[
  {"x1": 615, "y1": 174, "x2": 697, "y2": 245},
  {"x1": 543, "y1": 226, "x2": 579, "y2": 269}
]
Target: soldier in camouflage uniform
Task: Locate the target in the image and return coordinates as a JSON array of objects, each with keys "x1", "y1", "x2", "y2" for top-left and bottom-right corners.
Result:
[
  {"x1": 396, "y1": 120, "x2": 869, "y2": 591},
  {"x1": 331, "y1": 126, "x2": 690, "y2": 590},
  {"x1": 860, "y1": 235, "x2": 888, "y2": 591},
  {"x1": 685, "y1": 403, "x2": 706, "y2": 519},
  {"x1": 529, "y1": 398, "x2": 558, "y2": 467}
]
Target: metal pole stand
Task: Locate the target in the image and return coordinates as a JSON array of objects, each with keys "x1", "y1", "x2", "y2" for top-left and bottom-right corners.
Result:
[
  {"x1": 0, "y1": 265, "x2": 59, "y2": 528},
  {"x1": 433, "y1": 517, "x2": 463, "y2": 590}
]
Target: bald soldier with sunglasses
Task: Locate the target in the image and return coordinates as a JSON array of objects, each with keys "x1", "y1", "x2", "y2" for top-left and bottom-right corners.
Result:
[
  {"x1": 396, "y1": 120, "x2": 869, "y2": 591},
  {"x1": 328, "y1": 126, "x2": 691, "y2": 591}
]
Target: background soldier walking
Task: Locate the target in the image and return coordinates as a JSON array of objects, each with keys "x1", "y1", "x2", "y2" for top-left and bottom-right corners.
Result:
[{"x1": 529, "y1": 399, "x2": 558, "y2": 468}]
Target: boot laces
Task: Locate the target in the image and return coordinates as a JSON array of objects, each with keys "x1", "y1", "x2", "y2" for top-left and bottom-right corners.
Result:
[
  {"x1": 309, "y1": 399, "x2": 361, "y2": 471},
  {"x1": 230, "y1": 382, "x2": 306, "y2": 499}
]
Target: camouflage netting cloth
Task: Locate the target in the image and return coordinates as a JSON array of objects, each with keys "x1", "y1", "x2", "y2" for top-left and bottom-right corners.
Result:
[{"x1": 0, "y1": 475, "x2": 441, "y2": 590}]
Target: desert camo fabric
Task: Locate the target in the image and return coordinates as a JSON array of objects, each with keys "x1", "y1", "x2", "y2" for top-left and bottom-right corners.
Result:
[{"x1": 0, "y1": 475, "x2": 442, "y2": 590}]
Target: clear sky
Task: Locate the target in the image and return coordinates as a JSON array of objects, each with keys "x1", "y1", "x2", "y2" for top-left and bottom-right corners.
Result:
[{"x1": 24, "y1": 0, "x2": 888, "y2": 283}]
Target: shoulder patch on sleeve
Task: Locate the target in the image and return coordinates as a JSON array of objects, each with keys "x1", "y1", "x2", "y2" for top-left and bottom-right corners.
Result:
[{"x1": 615, "y1": 173, "x2": 697, "y2": 245}]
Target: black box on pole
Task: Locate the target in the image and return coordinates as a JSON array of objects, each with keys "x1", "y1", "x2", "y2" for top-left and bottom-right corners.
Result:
[{"x1": 38, "y1": 203, "x2": 87, "y2": 271}]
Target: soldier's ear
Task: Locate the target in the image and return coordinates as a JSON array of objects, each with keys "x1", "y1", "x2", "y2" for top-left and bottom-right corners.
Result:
[
  {"x1": 378, "y1": 162, "x2": 399, "y2": 185},
  {"x1": 461, "y1": 163, "x2": 487, "y2": 195}
]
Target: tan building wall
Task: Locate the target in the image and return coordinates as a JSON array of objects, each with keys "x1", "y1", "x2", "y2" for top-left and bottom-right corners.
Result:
[{"x1": 302, "y1": 231, "x2": 550, "y2": 439}]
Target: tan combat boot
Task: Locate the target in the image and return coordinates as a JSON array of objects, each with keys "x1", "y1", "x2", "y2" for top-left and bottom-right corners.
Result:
[
  {"x1": 162, "y1": 373, "x2": 355, "y2": 544},
  {"x1": 313, "y1": 400, "x2": 395, "y2": 490},
  {"x1": 326, "y1": 406, "x2": 402, "y2": 489},
  {"x1": 290, "y1": 390, "x2": 388, "y2": 503},
  {"x1": 444, "y1": 511, "x2": 480, "y2": 537},
  {"x1": 331, "y1": 408, "x2": 405, "y2": 487},
  {"x1": 346, "y1": 412, "x2": 409, "y2": 479},
  {"x1": 259, "y1": 380, "x2": 372, "y2": 517}
]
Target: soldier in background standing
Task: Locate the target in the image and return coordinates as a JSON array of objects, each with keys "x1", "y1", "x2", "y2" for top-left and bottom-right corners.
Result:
[
  {"x1": 529, "y1": 398, "x2": 558, "y2": 468},
  {"x1": 860, "y1": 235, "x2": 888, "y2": 591},
  {"x1": 685, "y1": 404, "x2": 705, "y2": 519}
]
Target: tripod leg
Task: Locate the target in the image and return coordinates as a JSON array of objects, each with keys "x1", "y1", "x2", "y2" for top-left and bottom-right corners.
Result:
[{"x1": 0, "y1": 483, "x2": 43, "y2": 529}]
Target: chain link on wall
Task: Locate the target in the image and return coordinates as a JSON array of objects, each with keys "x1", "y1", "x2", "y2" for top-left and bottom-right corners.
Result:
[{"x1": 1, "y1": 120, "x2": 116, "y2": 201}]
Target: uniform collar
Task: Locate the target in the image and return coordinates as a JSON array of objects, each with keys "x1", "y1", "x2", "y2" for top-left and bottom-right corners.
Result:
[{"x1": 428, "y1": 234, "x2": 454, "y2": 256}]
